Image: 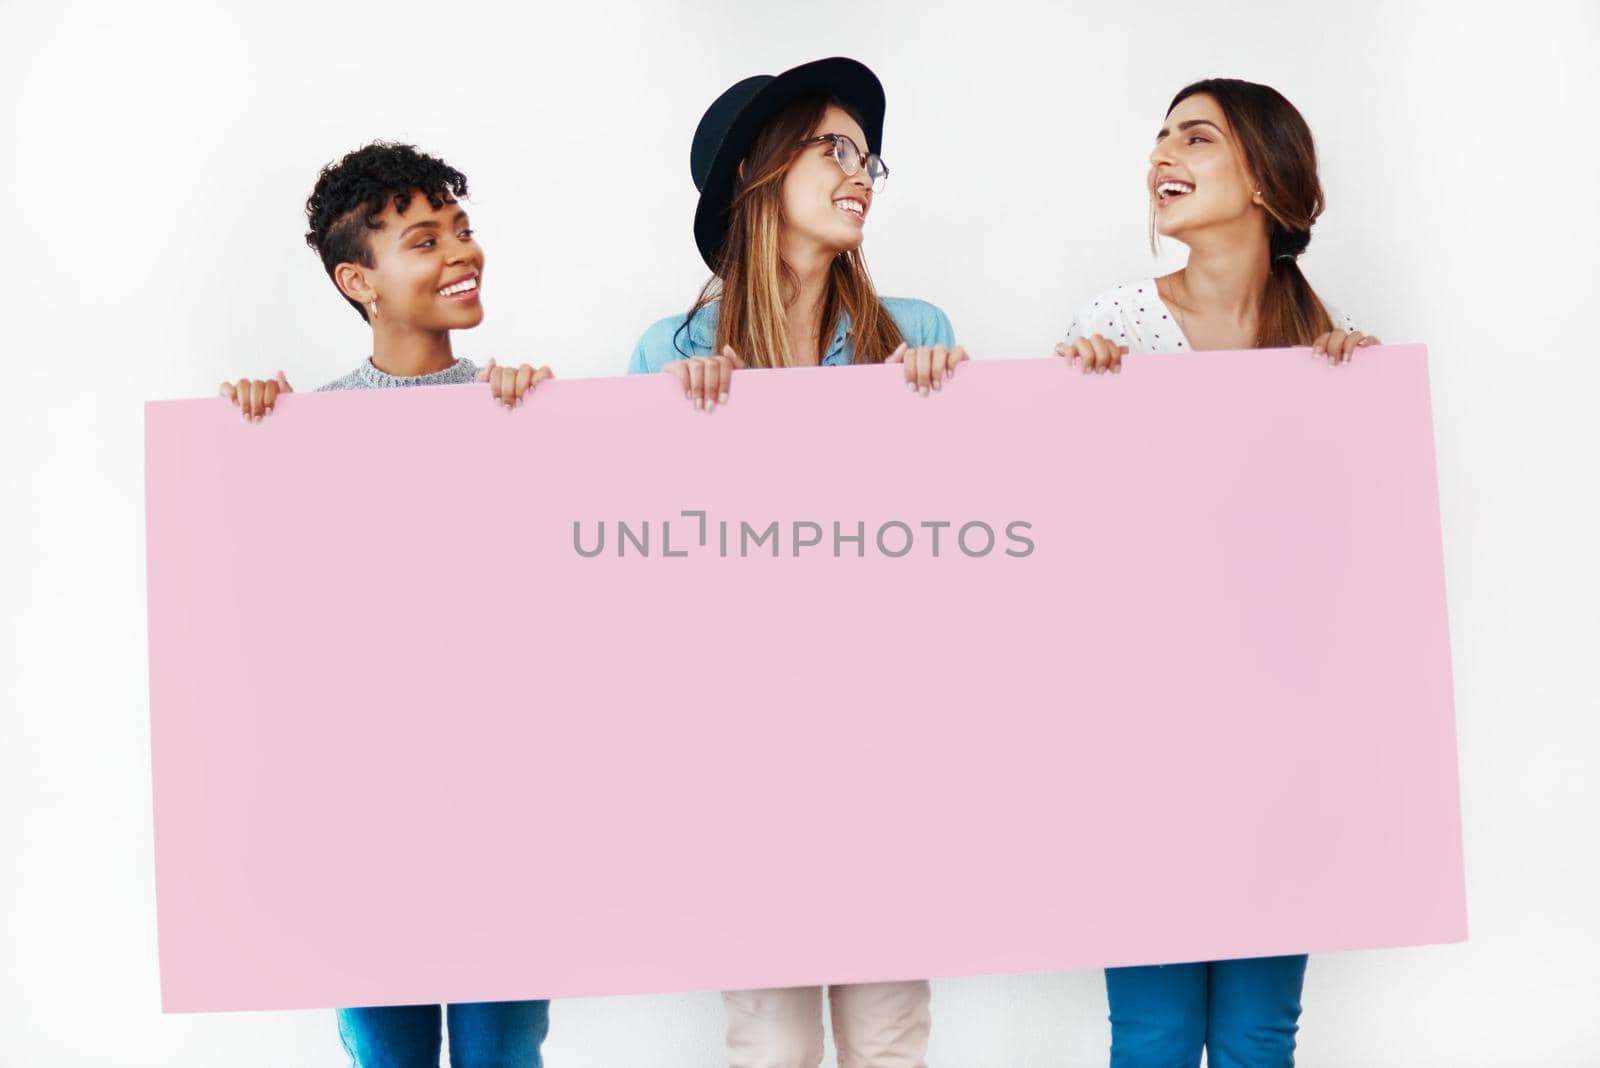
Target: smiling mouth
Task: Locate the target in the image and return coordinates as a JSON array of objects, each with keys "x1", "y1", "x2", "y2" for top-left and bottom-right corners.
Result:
[
  {"x1": 1156, "y1": 180, "x2": 1195, "y2": 204},
  {"x1": 438, "y1": 276, "x2": 479, "y2": 298},
  {"x1": 834, "y1": 197, "x2": 867, "y2": 222}
]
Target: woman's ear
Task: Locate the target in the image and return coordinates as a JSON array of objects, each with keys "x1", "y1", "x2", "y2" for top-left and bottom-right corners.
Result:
[
  {"x1": 334, "y1": 262, "x2": 375, "y2": 307},
  {"x1": 1243, "y1": 168, "x2": 1265, "y2": 206}
]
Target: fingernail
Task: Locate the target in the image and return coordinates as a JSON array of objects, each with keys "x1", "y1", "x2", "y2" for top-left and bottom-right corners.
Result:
[
  {"x1": 920, "y1": 386, "x2": 929, "y2": 397},
  {"x1": 718, "y1": 393, "x2": 728, "y2": 405},
  {"x1": 906, "y1": 381, "x2": 915, "y2": 393}
]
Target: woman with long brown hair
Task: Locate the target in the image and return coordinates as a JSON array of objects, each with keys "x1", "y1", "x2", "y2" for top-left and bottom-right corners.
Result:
[
  {"x1": 1059, "y1": 78, "x2": 1376, "y2": 371},
  {"x1": 628, "y1": 57, "x2": 966, "y2": 403},
  {"x1": 627, "y1": 57, "x2": 963, "y2": 1067},
  {"x1": 1056, "y1": 79, "x2": 1379, "y2": 1067}
]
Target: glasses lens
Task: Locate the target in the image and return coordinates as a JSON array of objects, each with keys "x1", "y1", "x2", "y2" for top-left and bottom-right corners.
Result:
[
  {"x1": 865, "y1": 154, "x2": 888, "y2": 191},
  {"x1": 832, "y1": 136, "x2": 861, "y2": 176}
]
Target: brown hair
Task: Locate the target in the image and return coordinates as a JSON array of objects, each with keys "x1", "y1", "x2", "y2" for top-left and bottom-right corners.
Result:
[
  {"x1": 678, "y1": 96, "x2": 904, "y2": 366},
  {"x1": 1164, "y1": 78, "x2": 1335, "y2": 348}
]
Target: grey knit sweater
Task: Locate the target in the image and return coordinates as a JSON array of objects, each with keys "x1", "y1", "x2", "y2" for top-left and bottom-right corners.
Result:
[{"x1": 317, "y1": 357, "x2": 480, "y2": 393}]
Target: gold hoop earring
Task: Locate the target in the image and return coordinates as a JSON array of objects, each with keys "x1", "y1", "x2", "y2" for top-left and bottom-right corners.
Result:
[{"x1": 368, "y1": 300, "x2": 379, "y2": 320}]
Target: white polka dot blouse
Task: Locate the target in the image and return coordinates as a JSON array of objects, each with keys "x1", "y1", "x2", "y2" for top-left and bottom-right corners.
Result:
[{"x1": 1062, "y1": 278, "x2": 1358, "y2": 355}]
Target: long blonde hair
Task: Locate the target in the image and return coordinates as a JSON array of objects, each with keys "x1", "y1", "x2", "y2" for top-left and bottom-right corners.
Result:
[{"x1": 679, "y1": 96, "x2": 904, "y2": 366}]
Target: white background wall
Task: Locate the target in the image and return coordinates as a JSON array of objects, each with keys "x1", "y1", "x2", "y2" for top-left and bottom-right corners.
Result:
[{"x1": 2, "y1": 1, "x2": 1597, "y2": 1064}]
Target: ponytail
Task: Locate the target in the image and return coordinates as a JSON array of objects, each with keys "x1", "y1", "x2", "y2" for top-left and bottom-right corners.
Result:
[{"x1": 1258, "y1": 225, "x2": 1333, "y2": 348}]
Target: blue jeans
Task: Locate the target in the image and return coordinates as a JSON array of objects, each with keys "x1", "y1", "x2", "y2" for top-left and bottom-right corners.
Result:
[
  {"x1": 1106, "y1": 955, "x2": 1307, "y2": 1068},
  {"x1": 336, "y1": 1000, "x2": 550, "y2": 1068}
]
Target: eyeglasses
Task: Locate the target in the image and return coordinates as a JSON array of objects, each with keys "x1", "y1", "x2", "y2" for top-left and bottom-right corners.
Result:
[{"x1": 799, "y1": 133, "x2": 890, "y2": 192}]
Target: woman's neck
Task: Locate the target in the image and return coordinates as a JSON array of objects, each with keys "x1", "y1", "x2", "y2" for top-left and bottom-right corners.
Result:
[
  {"x1": 1161, "y1": 222, "x2": 1271, "y2": 350},
  {"x1": 370, "y1": 323, "x2": 456, "y2": 378},
  {"x1": 1171, "y1": 223, "x2": 1267, "y2": 322},
  {"x1": 779, "y1": 235, "x2": 835, "y2": 365}
]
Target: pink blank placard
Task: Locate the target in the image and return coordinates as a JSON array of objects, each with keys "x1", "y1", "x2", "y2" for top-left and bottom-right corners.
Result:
[{"x1": 145, "y1": 347, "x2": 1464, "y2": 1012}]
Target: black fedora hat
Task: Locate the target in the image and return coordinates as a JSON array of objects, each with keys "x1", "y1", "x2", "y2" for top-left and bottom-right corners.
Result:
[{"x1": 690, "y1": 57, "x2": 886, "y2": 272}]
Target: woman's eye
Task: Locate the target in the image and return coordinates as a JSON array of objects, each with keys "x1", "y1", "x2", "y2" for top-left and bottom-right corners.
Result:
[
  {"x1": 416, "y1": 237, "x2": 436, "y2": 249},
  {"x1": 1187, "y1": 136, "x2": 1210, "y2": 145},
  {"x1": 460, "y1": 229, "x2": 475, "y2": 240}
]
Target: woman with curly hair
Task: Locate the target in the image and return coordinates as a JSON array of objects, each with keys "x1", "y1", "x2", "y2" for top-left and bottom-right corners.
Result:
[{"x1": 219, "y1": 141, "x2": 552, "y2": 1068}]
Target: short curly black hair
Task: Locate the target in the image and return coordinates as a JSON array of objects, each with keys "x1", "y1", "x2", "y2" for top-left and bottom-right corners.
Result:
[{"x1": 304, "y1": 142, "x2": 470, "y2": 322}]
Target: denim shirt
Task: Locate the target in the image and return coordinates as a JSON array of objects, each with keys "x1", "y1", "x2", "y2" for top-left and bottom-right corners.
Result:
[{"x1": 626, "y1": 297, "x2": 955, "y2": 374}]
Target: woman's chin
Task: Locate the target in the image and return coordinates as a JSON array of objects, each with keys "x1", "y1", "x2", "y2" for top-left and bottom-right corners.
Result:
[
  {"x1": 440, "y1": 308, "x2": 485, "y2": 330},
  {"x1": 829, "y1": 230, "x2": 865, "y2": 255},
  {"x1": 1152, "y1": 218, "x2": 1188, "y2": 242}
]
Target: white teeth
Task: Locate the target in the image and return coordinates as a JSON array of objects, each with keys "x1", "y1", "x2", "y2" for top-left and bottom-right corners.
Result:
[
  {"x1": 438, "y1": 277, "x2": 477, "y2": 296},
  {"x1": 835, "y1": 199, "x2": 865, "y2": 217},
  {"x1": 1157, "y1": 181, "x2": 1194, "y2": 199}
]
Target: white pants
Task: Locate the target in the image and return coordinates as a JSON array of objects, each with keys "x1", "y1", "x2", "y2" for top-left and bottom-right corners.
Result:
[{"x1": 723, "y1": 981, "x2": 932, "y2": 1068}]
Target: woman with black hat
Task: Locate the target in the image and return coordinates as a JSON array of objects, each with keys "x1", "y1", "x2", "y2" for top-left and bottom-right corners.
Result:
[
  {"x1": 627, "y1": 56, "x2": 966, "y2": 405},
  {"x1": 625, "y1": 57, "x2": 954, "y2": 1067},
  {"x1": 1055, "y1": 78, "x2": 1379, "y2": 1068}
]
